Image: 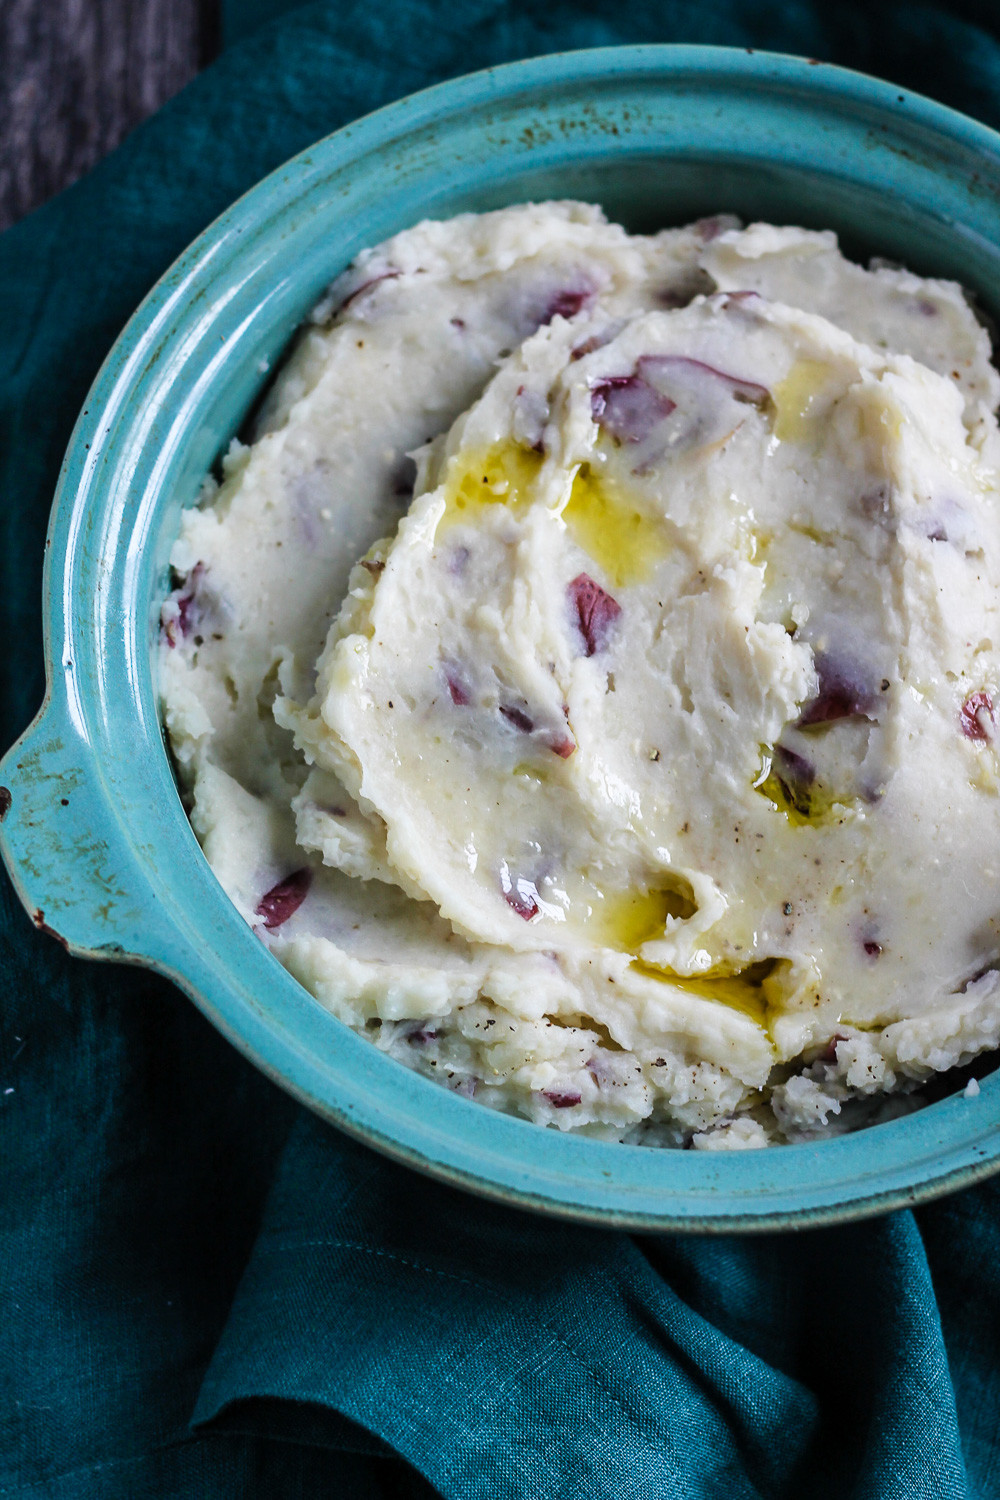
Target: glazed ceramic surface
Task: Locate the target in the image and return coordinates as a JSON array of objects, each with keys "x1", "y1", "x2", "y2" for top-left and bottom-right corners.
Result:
[{"x1": 4, "y1": 46, "x2": 1000, "y2": 1230}]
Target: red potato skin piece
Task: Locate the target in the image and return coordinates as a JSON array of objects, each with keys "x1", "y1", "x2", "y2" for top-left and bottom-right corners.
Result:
[
  {"x1": 543, "y1": 1090, "x2": 583, "y2": 1108},
  {"x1": 500, "y1": 862, "x2": 541, "y2": 920},
  {"x1": 176, "y1": 572, "x2": 201, "y2": 639},
  {"x1": 571, "y1": 330, "x2": 614, "y2": 361},
  {"x1": 334, "y1": 268, "x2": 401, "y2": 313},
  {"x1": 544, "y1": 287, "x2": 592, "y2": 322},
  {"x1": 819, "y1": 1031, "x2": 851, "y2": 1064},
  {"x1": 456, "y1": 681, "x2": 576, "y2": 758},
  {"x1": 503, "y1": 886, "x2": 540, "y2": 921},
  {"x1": 545, "y1": 734, "x2": 577, "y2": 760},
  {"x1": 569, "y1": 573, "x2": 622, "y2": 657},
  {"x1": 163, "y1": 561, "x2": 206, "y2": 648},
  {"x1": 774, "y1": 744, "x2": 815, "y2": 787},
  {"x1": 960, "y1": 691, "x2": 995, "y2": 741},
  {"x1": 499, "y1": 705, "x2": 577, "y2": 758},
  {"x1": 499, "y1": 704, "x2": 534, "y2": 733},
  {"x1": 798, "y1": 653, "x2": 880, "y2": 726},
  {"x1": 695, "y1": 216, "x2": 727, "y2": 242},
  {"x1": 590, "y1": 374, "x2": 676, "y2": 443},
  {"x1": 591, "y1": 355, "x2": 769, "y2": 446},
  {"x1": 637, "y1": 354, "x2": 770, "y2": 408},
  {"x1": 447, "y1": 672, "x2": 471, "y2": 706},
  {"x1": 255, "y1": 868, "x2": 312, "y2": 930}
]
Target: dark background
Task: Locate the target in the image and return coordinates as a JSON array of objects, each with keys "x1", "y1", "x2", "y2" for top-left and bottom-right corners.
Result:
[
  {"x1": 0, "y1": 0, "x2": 221, "y2": 232},
  {"x1": 5, "y1": 0, "x2": 1000, "y2": 235}
]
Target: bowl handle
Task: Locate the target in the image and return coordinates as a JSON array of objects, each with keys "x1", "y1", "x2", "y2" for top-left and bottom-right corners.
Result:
[{"x1": 0, "y1": 693, "x2": 170, "y2": 963}]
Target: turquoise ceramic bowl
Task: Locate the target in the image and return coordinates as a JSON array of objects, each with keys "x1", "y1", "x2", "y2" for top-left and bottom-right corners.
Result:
[{"x1": 4, "y1": 46, "x2": 1000, "y2": 1230}]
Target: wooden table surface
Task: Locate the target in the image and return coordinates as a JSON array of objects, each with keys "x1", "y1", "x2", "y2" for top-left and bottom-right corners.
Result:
[{"x1": 0, "y1": 0, "x2": 220, "y2": 234}]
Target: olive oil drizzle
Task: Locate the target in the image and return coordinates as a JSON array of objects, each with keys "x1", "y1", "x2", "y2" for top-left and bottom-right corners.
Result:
[
  {"x1": 561, "y1": 461, "x2": 668, "y2": 587},
  {"x1": 630, "y1": 957, "x2": 786, "y2": 1029}
]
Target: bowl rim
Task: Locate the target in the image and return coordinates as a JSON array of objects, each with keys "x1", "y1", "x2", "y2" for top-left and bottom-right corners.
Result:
[{"x1": 5, "y1": 42, "x2": 1000, "y2": 1231}]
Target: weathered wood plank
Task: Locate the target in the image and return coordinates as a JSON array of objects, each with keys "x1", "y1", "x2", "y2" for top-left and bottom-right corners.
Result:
[{"x1": 0, "y1": 0, "x2": 219, "y2": 233}]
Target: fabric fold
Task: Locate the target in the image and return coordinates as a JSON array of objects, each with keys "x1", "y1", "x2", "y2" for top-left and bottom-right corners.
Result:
[{"x1": 189, "y1": 1116, "x2": 968, "y2": 1499}]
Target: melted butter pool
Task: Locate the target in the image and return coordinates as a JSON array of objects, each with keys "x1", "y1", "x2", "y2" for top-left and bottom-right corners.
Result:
[
  {"x1": 630, "y1": 958, "x2": 784, "y2": 1029},
  {"x1": 439, "y1": 442, "x2": 544, "y2": 530},
  {"x1": 561, "y1": 462, "x2": 668, "y2": 586},
  {"x1": 582, "y1": 882, "x2": 697, "y2": 950},
  {"x1": 755, "y1": 747, "x2": 858, "y2": 827},
  {"x1": 773, "y1": 360, "x2": 840, "y2": 442}
]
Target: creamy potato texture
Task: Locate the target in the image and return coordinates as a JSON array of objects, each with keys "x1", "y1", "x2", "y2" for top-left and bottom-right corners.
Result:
[{"x1": 161, "y1": 204, "x2": 1000, "y2": 1147}]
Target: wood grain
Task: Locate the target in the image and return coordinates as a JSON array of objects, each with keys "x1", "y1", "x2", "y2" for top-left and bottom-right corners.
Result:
[{"x1": 0, "y1": 0, "x2": 219, "y2": 233}]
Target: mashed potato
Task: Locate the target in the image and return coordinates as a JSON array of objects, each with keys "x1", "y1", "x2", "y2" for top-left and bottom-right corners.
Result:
[{"x1": 160, "y1": 203, "x2": 1000, "y2": 1147}]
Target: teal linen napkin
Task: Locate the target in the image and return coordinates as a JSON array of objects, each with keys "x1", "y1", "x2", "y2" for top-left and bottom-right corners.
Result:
[{"x1": 4, "y1": 3, "x2": 1000, "y2": 1495}]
